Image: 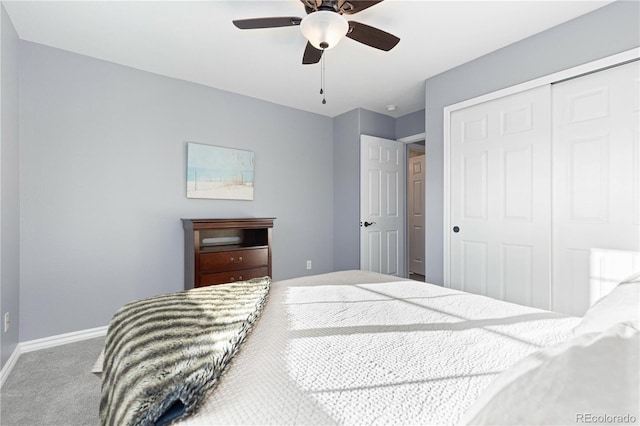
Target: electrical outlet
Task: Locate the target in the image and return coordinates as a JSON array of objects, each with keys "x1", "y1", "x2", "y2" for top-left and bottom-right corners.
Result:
[
  {"x1": 4, "y1": 312, "x2": 9, "y2": 333},
  {"x1": 306, "y1": 260, "x2": 312, "y2": 270}
]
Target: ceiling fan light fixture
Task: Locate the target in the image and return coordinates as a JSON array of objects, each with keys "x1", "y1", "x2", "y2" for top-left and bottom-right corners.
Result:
[{"x1": 300, "y1": 10, "x2": 348, "y2": 50}]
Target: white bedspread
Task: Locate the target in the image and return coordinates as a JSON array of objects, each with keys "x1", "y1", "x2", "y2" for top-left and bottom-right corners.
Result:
[{"x1": 179, "y1": 270, "x2": 579, "y2": 425}]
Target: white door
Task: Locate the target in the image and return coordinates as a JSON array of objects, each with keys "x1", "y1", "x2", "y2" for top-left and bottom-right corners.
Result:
[
  {"x1": 449, "y1": 85, "x2": 552, "y2": 309},
  {"x1": 552, "y1": 60, "x2": 640, "y2": 316},
  {"x1": 409, "y1": 154, "x2": 426, "y2": 276},
  {"x1": 360, "y1": 135, "x2": 406, "y2": 277}
]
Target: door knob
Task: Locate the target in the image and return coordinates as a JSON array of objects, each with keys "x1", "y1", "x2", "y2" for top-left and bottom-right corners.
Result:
[
  {"x1": 363, "y1": 221, "x2": 376, "y2": 227},
  {"x1": 453, "y1": 226, "x2": 460, "y2": 233}
]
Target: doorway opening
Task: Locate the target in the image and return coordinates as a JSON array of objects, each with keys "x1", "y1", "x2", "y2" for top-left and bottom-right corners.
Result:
[{"x1": 407, "y1": 141, "x2": 425, "y2": 282}]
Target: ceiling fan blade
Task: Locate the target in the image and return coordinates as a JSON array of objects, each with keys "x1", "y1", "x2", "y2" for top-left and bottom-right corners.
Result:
[
  {"x1": 346, "y1": 21, "x2": 399, "y2": 51},
  {"x1": 302, "y1": 42, "x2": 323, "y2": 64},
  {"x1": 300, "y1": 0, "x2": 321, "y2": 13},
  {"x1": 233, "y1": 17, "x2": 302, "y2": 30},
  {"x1": 339, "y1": 1, "x2": 384, "y2": 15}
]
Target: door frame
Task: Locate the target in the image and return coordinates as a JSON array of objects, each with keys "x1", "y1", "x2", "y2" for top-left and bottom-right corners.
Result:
[
  {"x1": 398, "y1": 132, "x2": 427, "y2": 278},
  {"x1": 399, "y1": 133, "x2": 426, "y2": 278},
  {"x1": 442, "y1": 47, "x2": 640, "y2": 288},
  {"x1": 359, "y1": 133, "x2": 425, "y2": 277}
]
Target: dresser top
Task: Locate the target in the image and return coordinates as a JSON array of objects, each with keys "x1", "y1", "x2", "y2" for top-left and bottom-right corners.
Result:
[
  {"x1": 182, "y1": 218, "x2": 275, "y2": 230},
  {"x1": 182, "y1": 218, "x2": 275, "y2": 222}
]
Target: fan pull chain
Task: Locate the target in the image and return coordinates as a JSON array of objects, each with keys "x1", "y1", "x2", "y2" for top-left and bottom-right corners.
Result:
[{"x1": 320, "y1": 50, "x2": 326, "y2": 105}]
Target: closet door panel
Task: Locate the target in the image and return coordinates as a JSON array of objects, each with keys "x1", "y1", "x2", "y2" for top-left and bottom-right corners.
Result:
[
  {"x1": 552, "y1": 60, "x2": 640, "y2": 316},
  {"x1": 450, "y1": 85, "x2": 552, "y2": 308}
]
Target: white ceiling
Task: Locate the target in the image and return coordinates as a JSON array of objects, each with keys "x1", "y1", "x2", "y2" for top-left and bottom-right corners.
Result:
[{"x1": 3, "y1": 0, "x2": 611, "y2": 118}]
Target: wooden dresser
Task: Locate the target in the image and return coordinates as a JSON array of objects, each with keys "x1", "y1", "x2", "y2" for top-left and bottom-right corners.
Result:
[{"x1": 182, "y1": 218, "x2": 274, "y2": 289}]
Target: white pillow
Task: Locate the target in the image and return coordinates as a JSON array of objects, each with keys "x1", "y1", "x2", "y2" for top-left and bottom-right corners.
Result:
[
  {"x1": 460, "y1": 322, "x2": 639, "y2": 426},
  {"x1": 574, "y1": 273, "x2": 639, "y2": 336}
]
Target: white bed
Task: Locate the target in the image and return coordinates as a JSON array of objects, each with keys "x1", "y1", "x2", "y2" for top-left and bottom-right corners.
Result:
[
  {"x1": 99, "y1": 271, "x2": 640, "y2": 426},
  {"x1": 174, "y1": 270, "x2": 583, "y2": 425}
]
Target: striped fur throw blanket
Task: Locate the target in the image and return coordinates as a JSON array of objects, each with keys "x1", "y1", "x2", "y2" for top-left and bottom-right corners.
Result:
[{"x1": 99, "y1": 277, "x2": 270, "y2": 426}]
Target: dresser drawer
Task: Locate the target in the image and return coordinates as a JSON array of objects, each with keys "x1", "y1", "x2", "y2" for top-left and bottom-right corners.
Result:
[
  {"x1": 199, "y1": 247, "x2": 268, "y2": 273},
  {"x1": 198, "y1": 267, "x2": 269, "y2": 287}
]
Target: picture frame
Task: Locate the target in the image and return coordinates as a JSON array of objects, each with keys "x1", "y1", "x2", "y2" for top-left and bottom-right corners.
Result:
[{"x1": 186, "y1": 142, "x2": 254, "y2": 200}]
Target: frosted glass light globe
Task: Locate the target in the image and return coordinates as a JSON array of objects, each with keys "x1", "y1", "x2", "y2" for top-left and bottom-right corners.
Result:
[{"x1": 300, "y1": 10, "x2": 348, "y2": 50}]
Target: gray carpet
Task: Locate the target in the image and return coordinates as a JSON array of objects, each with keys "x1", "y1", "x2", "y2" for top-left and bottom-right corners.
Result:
[{"x1": 0, "y1": 337, "x2": 104, "y2": 426}]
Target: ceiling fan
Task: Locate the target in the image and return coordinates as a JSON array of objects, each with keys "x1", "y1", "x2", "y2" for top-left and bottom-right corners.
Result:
[{"x1": 232, "y1": 0, "x2": 400, "y2": 65}]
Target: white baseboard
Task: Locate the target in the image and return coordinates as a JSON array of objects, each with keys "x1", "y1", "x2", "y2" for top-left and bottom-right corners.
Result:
[
  {"x1": 20, "y1": 325, "x2": 108, "y2": 353},
  {"x1": 0, "y1": 325, "x2": 108, "y2": 388},
  {"x1": 0, "y1": 345, "x2": 21, "y2": 389}
]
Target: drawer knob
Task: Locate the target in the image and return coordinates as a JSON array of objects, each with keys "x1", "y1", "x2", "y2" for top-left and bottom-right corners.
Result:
[{"x1": 230, "y1": 256, "x2": 243, "y2": 264}]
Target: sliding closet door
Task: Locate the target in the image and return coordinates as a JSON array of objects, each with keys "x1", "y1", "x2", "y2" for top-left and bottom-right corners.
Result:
[
  {"x1": 449, "y1": 85, "x2": 552, "y2": 309},
  {"x1": 552, "y1": 60, "x2": 640, "y2": 316}
]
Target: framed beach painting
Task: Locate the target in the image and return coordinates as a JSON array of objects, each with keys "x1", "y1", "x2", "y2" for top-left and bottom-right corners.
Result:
[{"x1": 186, "y1": 142, "x2": 254, "y2": 200}]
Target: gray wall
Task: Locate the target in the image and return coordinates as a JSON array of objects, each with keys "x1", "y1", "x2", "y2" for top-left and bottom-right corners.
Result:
[
  {"x1": 0, "y1": 4, "x2": 20, "y2": 369},
  {"x1": 19, "y1": 41, "x2": 334, "y2": 341},
  {"x1": 333, "y1": 109, "x2": 360, "y2": 271},
  {"x1": 396, "y1": 109, "x2": 425, "y2": 141},
  {"x1": 424, "y1": 0, "x2": 640, "y2": 285},
  {"x1": 333, "y1": 108, "x2": 396, "y2": 271}
]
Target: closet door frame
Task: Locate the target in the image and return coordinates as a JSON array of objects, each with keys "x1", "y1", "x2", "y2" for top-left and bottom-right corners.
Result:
[{"x1": 443, "y1": 47, "x2": 640, "y2": 290}]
